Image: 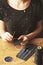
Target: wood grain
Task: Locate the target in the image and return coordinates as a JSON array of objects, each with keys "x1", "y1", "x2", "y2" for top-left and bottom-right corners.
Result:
[{"x1": 0, "y1": 38, "x2": 43, "y2": 65}]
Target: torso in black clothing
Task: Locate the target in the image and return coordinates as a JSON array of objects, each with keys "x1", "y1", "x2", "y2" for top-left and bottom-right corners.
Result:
[{"x1": 0, "y1": 0, "x2": 42, "y2": 38}]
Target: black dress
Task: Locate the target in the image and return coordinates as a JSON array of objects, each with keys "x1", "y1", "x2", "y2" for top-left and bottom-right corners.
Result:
[{"x1": 0, "y1": 0, "x2": 43, "y2": 38}]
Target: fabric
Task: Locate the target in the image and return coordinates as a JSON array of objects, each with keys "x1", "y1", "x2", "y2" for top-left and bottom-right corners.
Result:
[{"x1": 0, "y1": 0, "x2": 43, "y2": 38}]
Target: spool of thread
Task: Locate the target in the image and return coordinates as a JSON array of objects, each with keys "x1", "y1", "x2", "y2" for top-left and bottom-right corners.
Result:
[{"x1": 34, "y1": 46, "x2": 43, "y2": 65}]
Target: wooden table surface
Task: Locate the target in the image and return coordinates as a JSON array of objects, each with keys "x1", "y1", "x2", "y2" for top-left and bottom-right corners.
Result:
[{"x1": 0, "y1": 38, "x2": 43, "y2": 65}]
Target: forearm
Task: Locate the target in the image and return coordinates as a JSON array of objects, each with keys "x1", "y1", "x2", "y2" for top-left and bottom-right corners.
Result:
[
  {"x1": 0, "y1": 20, "x2": 6, "y2": 37},
  {"x1": 26, "y1": 20, "x2": 42, "y2": 40}
]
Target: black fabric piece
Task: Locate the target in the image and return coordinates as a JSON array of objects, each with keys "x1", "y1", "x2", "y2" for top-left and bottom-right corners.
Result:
[
  {"x1": 13, "y1": 38, "x2": 22, "y2": 45},
  {"x1": 16, "y1": 44, "x2": 37, "y2": 61}
]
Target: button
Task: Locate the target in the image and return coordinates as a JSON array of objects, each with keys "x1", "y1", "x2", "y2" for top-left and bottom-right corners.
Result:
[{"x1": 4, "y1": 56, "x2": 13, "y2": 62}]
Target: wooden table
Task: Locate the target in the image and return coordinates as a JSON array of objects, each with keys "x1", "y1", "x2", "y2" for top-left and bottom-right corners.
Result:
[{"x1": 0, "y1": 38, "x2": 43, "y2": 65}]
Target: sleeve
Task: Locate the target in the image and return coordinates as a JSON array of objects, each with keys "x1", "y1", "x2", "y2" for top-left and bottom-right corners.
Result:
[
  {"x1": 39, "y1": 3, "x2": 43, "y2": 20},
  {"x1": 35, "y1": 1, "x2": 43, "y2": 22},
  {"x1": 41, "y1": 0, "x2": 43, "y2": 4},
  {"x1": 38, "y1": 2, "x2": 43, "y2": 21},
  {"x1": 0, "y1": 0, "x2": 3, "y2": 20}
]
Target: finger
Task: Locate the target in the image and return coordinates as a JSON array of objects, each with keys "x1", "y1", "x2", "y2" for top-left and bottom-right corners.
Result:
[
  {"x1": 23, "y1": 36, "x2": 28, "y2": 41},
  {"x1": 1, "y1": 32, "x2": 13, "y2": 42},
  {"x1": 6, "y1": 32, "x2": 13, "y2": 39},
  {"x1": 3, "y1": 34, "x2": 13, "y2": 42},
  {"x1": 18, "y1": 35, "x2": 23, "y2": 40},
  {"x1": 6, "y1": 35, "x2": 13, "y2": 41},
  {"x1": 7, "y1": 35, "x2": 13, "y2": 40},
  {"x1": 21, "y1": 40, "x2": 28, "y2": 46},
  {"x1": 21, "y1": 43, "x2": 26, "y2": 46}
]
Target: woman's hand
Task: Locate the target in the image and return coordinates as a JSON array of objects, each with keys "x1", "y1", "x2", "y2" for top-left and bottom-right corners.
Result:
[
  {"x1": 1, "y1": 32, "x2": 13, "y2": 42},
  {"x1": 18, "y1": 35, "x2": 29, "y2": 46}
]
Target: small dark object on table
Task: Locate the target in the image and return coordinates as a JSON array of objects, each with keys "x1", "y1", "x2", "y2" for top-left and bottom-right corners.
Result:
[
  {"x1": 4, "y1": 56, "x2": 13, "y2": 62},
  {"x1": 13, "y1": 38, "x2": 22, "y2": 45}
]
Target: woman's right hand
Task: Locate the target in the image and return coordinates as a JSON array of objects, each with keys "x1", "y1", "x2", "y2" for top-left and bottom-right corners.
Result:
[{"x1": 1, "y1": 32, "x2": 13, "y2": 42}]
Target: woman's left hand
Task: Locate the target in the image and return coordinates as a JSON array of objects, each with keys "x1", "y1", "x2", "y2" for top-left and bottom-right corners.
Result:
[{"x1": 18, "y1": 35, "x2": 29, "y2": 46}]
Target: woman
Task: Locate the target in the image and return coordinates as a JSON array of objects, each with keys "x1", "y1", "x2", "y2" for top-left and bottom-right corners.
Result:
[{"x1": 0, "y1": 0, "x2": 43, "y2": 46}]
